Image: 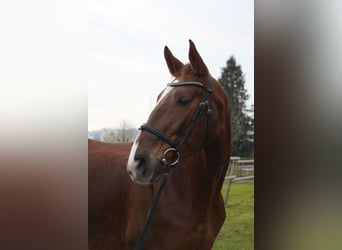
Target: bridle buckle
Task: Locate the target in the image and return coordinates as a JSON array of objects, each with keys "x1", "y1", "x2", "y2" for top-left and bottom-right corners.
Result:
[{"x1": 161, "y1": 148, "x2": 180, "y2": 167}]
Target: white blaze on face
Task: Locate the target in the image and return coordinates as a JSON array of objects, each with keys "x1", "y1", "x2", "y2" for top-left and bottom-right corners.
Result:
[
  {"x1": 156, "y1": 85, "x2": 175, "y2": 105},
  {"x1": 127, "y1": 132, "x2": 140, "y2": 172}
]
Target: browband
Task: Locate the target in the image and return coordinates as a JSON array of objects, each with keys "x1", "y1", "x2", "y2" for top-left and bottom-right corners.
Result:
[{"x1": 167, "y1": 81, "x2": 212, "y2": 93}]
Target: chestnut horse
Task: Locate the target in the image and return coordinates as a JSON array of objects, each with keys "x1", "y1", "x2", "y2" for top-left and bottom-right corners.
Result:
[{"x1": 89, "y1": 40, "x2": 231, "y2": 250}]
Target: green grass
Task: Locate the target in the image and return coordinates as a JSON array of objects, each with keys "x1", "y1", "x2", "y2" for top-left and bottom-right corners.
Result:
[{"x1": 212, "y1": 182, "x2": 254, "y2": 250}]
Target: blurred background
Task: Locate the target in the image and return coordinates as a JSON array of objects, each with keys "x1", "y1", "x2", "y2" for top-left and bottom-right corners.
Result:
[{"x1": 255, "y1": 0, "x2": 342, "y2": 249}]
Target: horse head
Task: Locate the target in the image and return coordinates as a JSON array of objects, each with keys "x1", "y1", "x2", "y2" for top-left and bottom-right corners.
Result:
[{"x1": 127, "y1": 40, "x2": 230, "y2": 185}]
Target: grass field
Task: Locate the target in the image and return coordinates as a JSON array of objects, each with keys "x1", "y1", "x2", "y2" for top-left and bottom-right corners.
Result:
[{"x1": 212, "y1": 182, "x2": 254, "y2": 250}]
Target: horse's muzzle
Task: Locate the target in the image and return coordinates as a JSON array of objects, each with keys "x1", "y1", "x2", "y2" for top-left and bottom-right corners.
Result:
[{"x1": 127, "y1": 156, "x2": 163, "y2": 185}]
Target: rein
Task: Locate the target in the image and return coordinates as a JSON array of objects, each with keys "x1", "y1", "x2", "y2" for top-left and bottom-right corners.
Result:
[
  {"x1": 133, "y1": 78, "x2": 213, "y2": 250},
  {"x1": 133, "y1": 165, "x2": 172, "y2": 250}
]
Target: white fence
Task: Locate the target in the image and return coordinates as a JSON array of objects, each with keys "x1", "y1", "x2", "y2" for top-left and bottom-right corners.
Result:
[{"x1": 224, "y1": 157, "x2": 254, "y2": 206}]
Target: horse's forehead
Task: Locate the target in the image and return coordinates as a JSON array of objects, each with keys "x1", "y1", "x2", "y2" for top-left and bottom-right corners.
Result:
[{"x1": 157, "y1": 86, "x2": 174, "y2": 104}]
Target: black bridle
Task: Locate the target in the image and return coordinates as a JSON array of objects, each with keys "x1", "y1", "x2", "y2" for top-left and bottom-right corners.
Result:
[
  {"x1": 133, "y1": 77, "x2": 213, "y2": 250},
  {"x1": 140, "y1": 78, "x2": 213, "y2": 160}
]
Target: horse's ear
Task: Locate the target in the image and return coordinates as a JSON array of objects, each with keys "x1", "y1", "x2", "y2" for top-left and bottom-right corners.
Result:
[
  {"x1": 164, "y1": 46, "x2": 184, "y2": 77},
  {"x1": 188, "y1": 40, "x2": 209, "y2": 76}
]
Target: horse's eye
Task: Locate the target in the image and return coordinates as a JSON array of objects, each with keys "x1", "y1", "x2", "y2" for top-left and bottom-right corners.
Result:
[{"x1": 177, "y1": 97, "x2": 191, "y2": 106}]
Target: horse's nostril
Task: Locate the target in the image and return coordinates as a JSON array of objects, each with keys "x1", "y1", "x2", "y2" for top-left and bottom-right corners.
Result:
[
  {"x1": 135, "y1": 157, "x2": 145, "y2": 166},
  {"x1": 134, "y1": 157, "x2": 147, "y2": 175}
]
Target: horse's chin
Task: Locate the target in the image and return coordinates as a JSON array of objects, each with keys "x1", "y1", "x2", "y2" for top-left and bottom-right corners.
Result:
[
  {"x1": 149, "y1": 159, "x2": 164, "y2": 184},
  {"x1": 127, "y1": 170, "x2": 152, "y2": 185},
  {"x1": 149, "y1": 172, "x2": 162, "y2": 184}
]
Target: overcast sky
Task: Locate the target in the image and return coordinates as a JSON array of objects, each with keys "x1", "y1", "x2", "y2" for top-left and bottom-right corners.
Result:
[{"x1": 88, "y1": 0, "x2": 254, "y2": 130}]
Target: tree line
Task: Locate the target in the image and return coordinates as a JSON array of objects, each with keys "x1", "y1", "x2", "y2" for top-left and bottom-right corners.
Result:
[{"x1": 88, "y1": 120, "x2": 138, "y2": 143}]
